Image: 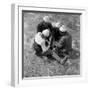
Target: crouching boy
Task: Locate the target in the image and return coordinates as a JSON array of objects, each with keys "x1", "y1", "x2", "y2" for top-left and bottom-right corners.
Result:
[{"x1": 33, "y1": 29, "x2": 52, "y2": 58}]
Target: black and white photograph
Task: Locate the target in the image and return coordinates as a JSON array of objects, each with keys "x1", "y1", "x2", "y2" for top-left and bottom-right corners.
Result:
[{"x1": 22, "y1": 10, "x2": 80, "y2": 78}]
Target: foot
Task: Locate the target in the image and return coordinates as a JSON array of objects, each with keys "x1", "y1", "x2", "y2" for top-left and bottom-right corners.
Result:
[{"x1": 60, "y1": 55, "x2": 69, "y2": 65}]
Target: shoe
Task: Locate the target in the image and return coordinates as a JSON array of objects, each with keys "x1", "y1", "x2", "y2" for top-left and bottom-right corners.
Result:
[{"x1": 60, "y1": 55, "x2": 69, "y2": 65}]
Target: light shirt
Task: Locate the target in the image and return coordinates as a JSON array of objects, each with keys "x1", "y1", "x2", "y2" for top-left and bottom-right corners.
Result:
[
  {"x1": 35, "y1": 32, "x2": 44, "y2": 45},
  {"x1": 35, "y1": 32, "x2": 50, "y2": 52}
]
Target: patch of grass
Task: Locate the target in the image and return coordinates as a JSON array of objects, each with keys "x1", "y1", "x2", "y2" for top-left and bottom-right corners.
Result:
[{"x1": 23, "y1": 12, "x2": 80, "y2": 77}]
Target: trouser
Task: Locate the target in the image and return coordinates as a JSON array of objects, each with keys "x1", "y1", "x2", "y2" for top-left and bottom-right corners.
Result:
[
  {"x1": 33, "y1": 41, "x2": 53, "y2": 58},
  {"x1": 33, "y1": 41, "x2": 42, "y2": 56},
  {"x1": 54, "y1": 47, "x2": 70, "y2": 58}
]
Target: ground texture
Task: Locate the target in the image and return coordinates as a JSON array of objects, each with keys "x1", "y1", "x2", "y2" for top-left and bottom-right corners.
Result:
[{"x1": 23, "y1": 12, "x2": 80, "y2": 77}]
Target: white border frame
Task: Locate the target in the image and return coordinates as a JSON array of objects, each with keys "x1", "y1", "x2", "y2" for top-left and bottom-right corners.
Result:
[{"x1": 11, "y1": 4, "x2": 87, "y2": 87}]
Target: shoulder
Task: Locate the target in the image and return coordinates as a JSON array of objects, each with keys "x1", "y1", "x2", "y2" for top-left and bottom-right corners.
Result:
[
  {"x1": 62, "y1": 32, "x2": 72, "y2": 41},
  {"x1": 35, "y1": 32, "x2": 41, "y2": 39},
  {"x1": 66, "y1": 32, "x2": 72, "y2": 38},
  {"x1": 37, "y1": 21, "x2": 44, "y2": 26},
  {"x1": 42, "y1": 21, "x2": 52, "y2": 26}
]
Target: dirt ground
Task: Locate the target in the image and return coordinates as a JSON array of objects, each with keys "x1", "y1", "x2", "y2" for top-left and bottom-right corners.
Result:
[{"x1": 23, "y1": 11, "x2": 80, "y2": 77}]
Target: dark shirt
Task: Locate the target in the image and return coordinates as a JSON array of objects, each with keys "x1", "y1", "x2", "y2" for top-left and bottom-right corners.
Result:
[
  {"x1": 49, "y1": 27, "x2": 61, "y2": 50},
  {"x1": 58, "y1": 31, "x2": 72, "y2": 52},
  {"x1": 52, "y1": 27, "x2": 61, "y2": 41},
  {"x1": 37, "y1": 21, "x2": 52, "y2": 33}
]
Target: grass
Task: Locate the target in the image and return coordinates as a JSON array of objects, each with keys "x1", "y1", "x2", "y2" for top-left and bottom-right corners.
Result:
[{"x1": 23, "y1": 12, "x2": 80, "y2": 77}]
